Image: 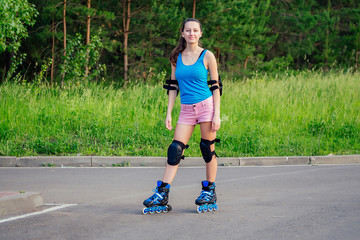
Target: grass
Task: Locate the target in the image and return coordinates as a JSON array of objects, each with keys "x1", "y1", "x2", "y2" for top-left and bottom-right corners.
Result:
[{"x1": 1, "y1": 70, "x2": 359, "y2": 157}]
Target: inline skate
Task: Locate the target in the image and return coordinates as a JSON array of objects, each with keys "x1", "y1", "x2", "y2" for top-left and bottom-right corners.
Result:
[
  {"x1": 142, "y1": 181, "x2": 172, "y2": 214},
  {"x1": 195, "y1": 181, "x2": 218, "y2": 213}
]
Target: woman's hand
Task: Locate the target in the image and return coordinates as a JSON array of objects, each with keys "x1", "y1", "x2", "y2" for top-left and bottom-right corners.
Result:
[
  {"x1": 165, "y1": 113, "x2": 173, "y2": 130},
  {"x1": 212, "y1": 114, "x2": 221, "y2": 132}
]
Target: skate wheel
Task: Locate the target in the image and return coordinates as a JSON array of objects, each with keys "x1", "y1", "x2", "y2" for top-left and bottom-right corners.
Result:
[
  {"x1": 203, "y1": 205, "x2": 208, "y2": 212},
  {"x1": 213, "y1": 204, "x2": 218, "y2": 211},
  {"x1": 196, "y1": 206, "x2": 201, "y2": 213},
  {"x1": 149, "y1": 207, "x2": 155, "y2": 214},
  {"x1": 142, "y1": 207, "x2": 149, "y2": 215},
  {"x1": 162, "y1": 206, "x2": 168, "y2": 213},
  {"x1": 158, "y1": 206, "x2": 164, "y2": 213},
  {"x1": 209, "y1": 205, "x2": 213, "y2": 211}
]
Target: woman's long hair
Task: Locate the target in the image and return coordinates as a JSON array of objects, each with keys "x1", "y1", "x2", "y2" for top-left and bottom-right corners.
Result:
[{"x1": 169, "y1": 18, "x2": 202, "y2": 66}]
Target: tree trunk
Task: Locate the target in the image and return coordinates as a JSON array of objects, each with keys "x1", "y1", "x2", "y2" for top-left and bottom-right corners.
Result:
[
  {"x1": 192, "y1": 0, "x2": 196, "y2": 18},
  {"x1": 51, "y1": 14, "x2": 55, "y2": 85},
  {"x1": 123, "y1": 0, "x2": 131, "y2": 83},
  {"x1": 62, "y1": 0, "x2": 67, "y2": 85},
  {"x1": 244, "y1": 56, "x2": 249, "y2": 70},
  {"x1": 324, "y1": 0, "x2": 331, "y2": 71},
  {"x1": 85, "y1": 0, "x2": 91, "y2": 78}
]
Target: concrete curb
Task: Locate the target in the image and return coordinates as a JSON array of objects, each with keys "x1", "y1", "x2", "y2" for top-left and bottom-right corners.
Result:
[
  {"x1": 0, "y1": 157, "x2": 16, "y2": 167},
  {"x1": 0, "y1": 192, "x2": 44, "y2": 217},
  {"x1": 239, "y1": 156, "x2": 310, "y2": 166},
  {"x1": 310, "y1": 155, "x2": 360, "y2": 165},
  {"x1": 91, "y1": 156, "x2": 166, "y2": 167},
  {"x1": 0, "y1": 155, "x2": 360, "y2": 167},
  {"x1": 16, "y1": 156, "x2": 92, "y2": 167}
]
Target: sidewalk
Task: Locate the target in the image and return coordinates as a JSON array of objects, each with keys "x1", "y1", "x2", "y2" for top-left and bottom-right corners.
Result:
[
  {"x1": 0, "y1": 192, "x2": 43, "y2": 217},
  {"x1": 1, "y1": 155, "x2": 360, "y2": 168}
]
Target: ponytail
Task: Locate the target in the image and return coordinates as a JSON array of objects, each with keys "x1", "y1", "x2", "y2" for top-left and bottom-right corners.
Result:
[{"x1": 169, "y1": 37, "x2": 186, "y2": 66}]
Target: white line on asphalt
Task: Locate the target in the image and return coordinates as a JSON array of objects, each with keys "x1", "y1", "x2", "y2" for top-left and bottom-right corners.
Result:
[{"x1": 0, "y1": 203, "x2": 77, "y2": 224}]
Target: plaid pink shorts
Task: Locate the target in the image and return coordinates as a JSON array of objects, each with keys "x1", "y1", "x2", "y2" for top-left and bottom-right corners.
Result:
[{"x1": 177, "y1": 96, "x2": 214, "y2": 125}]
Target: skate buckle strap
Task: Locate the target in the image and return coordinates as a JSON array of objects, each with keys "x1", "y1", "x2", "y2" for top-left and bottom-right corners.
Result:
[
  {"x1": 201, "y1": 138, "x2": 220, "y2": 145},
  {"x1": 163, "y1": 78, "x2": 179, "y2": 96},
  {"x1": 199, "y1": 190, "x2": 212, "y2": 201},
  {"x1": 207, "y1": 75, "x2": 223, "y2": 96},
  {"x1": 149, "y1": 189, "x2": 164, "y2": 202}
]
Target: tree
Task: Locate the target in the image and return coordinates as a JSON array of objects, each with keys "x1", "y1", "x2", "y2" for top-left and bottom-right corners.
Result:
[
  {"x1": 2, "y1": 0, "x2": 359, "y2": 83},
  {"x1": 84, "y1": 0, "x2": 91, "y2": 77},
  {"x1": 51, "y1": 13, "x2": 55, "y2": 83},
  {"x1": 267, "y1": 0, "x2": 321, "y2": 68},
  {"x1": 0, "y1": 0, "x2": 38, "y2": 53},
  {"x1": 0, "y1": 0, "x2": 37, "y2": 79},
  {"x1": 122, "y1": 0, "x2": 131, "y2": 83},
  {"x1": 319, "y1": 0, "x2": 360, "y2": 69},
  {"x1": 61, "y1": 0, "x2": 67, "y2": 83},
  {"x1": 194, "y1": 0, "x2": 275, "y2": 73},
  {"x1": 127, "y1": 0, "x2": 186, "y2": 81}
]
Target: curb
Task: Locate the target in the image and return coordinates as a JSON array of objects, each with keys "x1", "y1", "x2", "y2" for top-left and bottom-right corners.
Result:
[
  {"x1": 16, "y1": 156, "x2": 92, "y2": 167},
  {"x1": 0, "y1": 192, "x2": 44, "y2": 217},
  {"x1": 0, "y1": 157, "x2": 16, "y2": 167},
  {"x1": 239, "y1": 156, "x2": 310, "y2": 166},
  {"x1": 91, "y1": 156, "x2": 165, "y2": 167},
  {"x1": 310, "y1": 155, "x2": 360, "y2": 165},
  {"x1": 0, "y1": 155, "x2": 360, "y2": 167}
]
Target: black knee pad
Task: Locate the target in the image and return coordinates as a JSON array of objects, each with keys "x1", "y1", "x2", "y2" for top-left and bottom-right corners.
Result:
[
  {"x1": 200, "y1": 138, "x2": 220, "y2": 163},
  {"x1": 167, "y1": 140, "x2": 189, "y2": 166}
]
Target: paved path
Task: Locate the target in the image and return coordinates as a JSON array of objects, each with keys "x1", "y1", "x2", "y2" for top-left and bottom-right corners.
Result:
[{"x1": 1, "y1": 165, "x2": 360, "y2": 240}]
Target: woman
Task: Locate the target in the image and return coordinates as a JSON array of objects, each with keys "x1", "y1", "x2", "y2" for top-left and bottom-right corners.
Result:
[{"x1": 142, "y1": 18, "x2": 221, "y2": 214}]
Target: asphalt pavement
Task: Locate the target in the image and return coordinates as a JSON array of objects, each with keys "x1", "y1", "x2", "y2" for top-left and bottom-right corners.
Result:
[{"x1": 1, "y1": 165, "x2": 360, "y2": 240}]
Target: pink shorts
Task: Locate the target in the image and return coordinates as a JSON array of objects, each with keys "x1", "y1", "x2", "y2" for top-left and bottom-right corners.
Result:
[{"x1": 177, "y1": 96, "x2": 214, "y2": 125}]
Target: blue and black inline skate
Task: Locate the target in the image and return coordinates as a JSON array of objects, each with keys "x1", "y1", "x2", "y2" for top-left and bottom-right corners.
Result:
[
  {"x1": 195, "y1": 181, "x2": 218, "y2": 213},
  {"x1": 142, "y1": 181, "x2": 172, "y2": 214}
]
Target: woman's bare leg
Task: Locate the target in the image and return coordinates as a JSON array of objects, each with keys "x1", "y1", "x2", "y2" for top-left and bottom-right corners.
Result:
[
  {"x1": 162, "y1": 124, "x2": 195, "y2": 184},
  {"x1": 200, "y1": 122, "x2": 217, "y2": 182}
]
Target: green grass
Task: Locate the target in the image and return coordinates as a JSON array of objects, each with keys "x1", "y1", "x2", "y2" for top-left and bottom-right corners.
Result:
[{"x1": 1, "y1": 70, "x2": 359, "y2": 157}]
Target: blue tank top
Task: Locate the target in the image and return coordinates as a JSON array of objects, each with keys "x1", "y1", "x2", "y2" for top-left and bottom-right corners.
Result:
[{"x1": 175, "y1": 49, "x2": 212, "y2": 104}]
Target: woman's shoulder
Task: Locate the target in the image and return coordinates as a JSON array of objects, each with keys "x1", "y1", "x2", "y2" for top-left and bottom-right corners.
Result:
[{"x1": 204, "y1": 50, "x2": 216, "y2": 62}]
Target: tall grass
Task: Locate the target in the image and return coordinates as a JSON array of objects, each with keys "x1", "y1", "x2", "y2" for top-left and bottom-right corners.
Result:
[
  {"x1": 221, "y1": 70, "x2": 360, "y2": 156},
  {"x1": 1, "y1": 70, "x2": 359, "y2": 157}
]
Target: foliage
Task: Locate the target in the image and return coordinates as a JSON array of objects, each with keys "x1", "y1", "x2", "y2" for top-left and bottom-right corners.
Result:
[
  {"x1": 268, "y1": 0, "x2": 360, "y2": 69},
  {"x1": 0, "y1": 0, "x2": 38, "y2": 53},
  {"x1": 127, "y1": 0, "x2": 187, "y2": 81},
  {"x1": 199, "y1": 0, "x2": 276, "y2": 69},
  {"x1": 112, "y1": 161, "x2": 131, "y2": 167},
  {"x1": 4, "y1": 52, "x2": 27, "y2": 81},
  {"x1": 0, "y1": 0, "x2": 359, "y2": 83},
  {"x1": 59, "y1": 33, "x2": 105, "y2": 83}
]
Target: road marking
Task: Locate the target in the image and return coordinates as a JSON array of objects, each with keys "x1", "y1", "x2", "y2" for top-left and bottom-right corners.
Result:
[{"x1": 0, "y1": 204, "x2": 77, "y2": 224}]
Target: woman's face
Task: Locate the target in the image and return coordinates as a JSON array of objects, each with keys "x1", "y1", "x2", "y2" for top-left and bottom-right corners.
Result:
[{"x1": 182, "y1": 21, "x2": 202, "y2": 44}]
